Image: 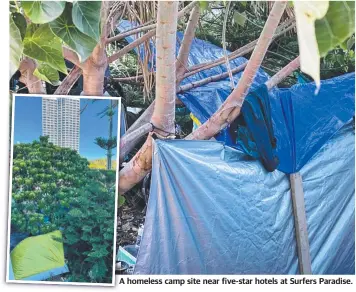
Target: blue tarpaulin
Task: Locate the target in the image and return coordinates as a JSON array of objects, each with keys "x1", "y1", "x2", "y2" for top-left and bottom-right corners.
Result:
[{"x1": 135, "y1": 122, "x2": 355, "y2": 274}]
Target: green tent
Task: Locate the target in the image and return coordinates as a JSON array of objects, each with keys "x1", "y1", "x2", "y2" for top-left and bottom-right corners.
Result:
[{"x1": 9, "y1": 230, "x2": 69, "y2": 281}]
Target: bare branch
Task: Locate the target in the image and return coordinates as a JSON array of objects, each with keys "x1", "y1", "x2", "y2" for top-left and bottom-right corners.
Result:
[
  {"x1": 62, "y1": 47, "x2": 81, "y2": 67},
  {"x1": 108, "y1": 30, "x2": 156, "y2": 64},
  {"x1": 266, "y1": 56, "x2": 300, "y2": 90},
  {"x1": 176, "y1": 4, "x2": 200, "y2": 82},
  {"x1": 187, "y1": 18, "x2": 296, "y2": 75},
  {"x1": 177, "y1": 62, "x2": 247, "y2": 94},
  {"x1": 54, "y1": 66, "x2": 82, "y2": 95}
]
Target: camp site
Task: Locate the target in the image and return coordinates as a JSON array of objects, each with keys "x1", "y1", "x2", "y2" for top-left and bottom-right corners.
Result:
[{"x1": 8, "y1": 0, "x2": 355, "y2": 279}]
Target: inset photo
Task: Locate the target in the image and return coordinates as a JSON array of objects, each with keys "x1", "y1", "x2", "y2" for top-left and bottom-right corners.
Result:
[{"x1": 7, "y1": 94, "x2": 121, "y2": 286}]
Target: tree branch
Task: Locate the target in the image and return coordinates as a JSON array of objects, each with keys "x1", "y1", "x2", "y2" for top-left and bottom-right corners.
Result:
[
  {"x1": 176, "y1": 62, "x2": 247, "y2": 94},
  {"x1": 108, "y1": 30, "x2": 156, "y2": 64},
  {"x1": 62, "y1": 47, "x2": 81, "y2": 67},
  {"x1": 186, "y1": 18, "x2": 296, "y2": 75},
  {"x1": 176, "y1": 4, "x2": 200, "y2": 83},
  {"x1": 18, "y1": 57, "x2": 46, "y2": 94},
  {"x1": 54, "y1": 66, "x2": 82, "y2": 95}
]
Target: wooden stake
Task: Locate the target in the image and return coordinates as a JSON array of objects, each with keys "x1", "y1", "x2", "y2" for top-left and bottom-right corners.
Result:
[{"x1": 290, "y1": 172, "x2": 312, "y2": 274}]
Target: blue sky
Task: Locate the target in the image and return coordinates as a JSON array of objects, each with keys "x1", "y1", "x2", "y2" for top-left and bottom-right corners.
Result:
[{"x1": 13, "y1": 96, "x2": 120, "y2": 160}]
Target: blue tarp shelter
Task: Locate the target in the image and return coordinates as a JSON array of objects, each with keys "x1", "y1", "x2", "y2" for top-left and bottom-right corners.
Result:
[{"x1": 118, "y1": 21, "x2": 355, "y2": 275}]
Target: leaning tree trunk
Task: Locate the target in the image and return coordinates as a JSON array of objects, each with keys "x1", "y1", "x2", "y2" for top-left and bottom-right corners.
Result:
[
  {"x1": 118, "y1": 1, "x2": 179, "y2": 194},
  {"x1": 118, "y1": 0, "x2": 289, "y2": 194},
  {"x1": 188, "y1": 1, "x2": 288, "y2": 140}
]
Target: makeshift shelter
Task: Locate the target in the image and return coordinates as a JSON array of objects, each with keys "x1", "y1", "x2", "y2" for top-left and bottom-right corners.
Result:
[
  {"x1": 118, "y1": 22, "x2": 355, "y2": 275},
  {"x1": 9, "y1": 230, "x2": 69, "y2": 281}
]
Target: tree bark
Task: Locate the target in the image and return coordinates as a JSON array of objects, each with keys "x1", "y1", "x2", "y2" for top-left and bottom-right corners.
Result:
[
  {"x1": 54, "y1": 66, "x2": 82, "y2": 95},
  {"x1": 82, "y1": 44, "x2": 108, "y2": 96},
  {"x1": 119, "y1": 1, "x2": 179, "y2": 194},
  {"x1": 18, "y1": 58, "x2": 46, "y2": 94},
  {"x1": 176, "y1": 4, "x2": 200, "y2": 84},
  {"x1": 176, "y1": 62, "x2": 247, "y2": 93}
]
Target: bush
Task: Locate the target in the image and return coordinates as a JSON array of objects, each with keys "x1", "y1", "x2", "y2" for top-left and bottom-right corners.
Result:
[
  {"x1": 11, "y1": 137, "x2": 116, "y2": 283},
  {"x1": 62, "y1": 169, "x2": 116, "y2": 283},
  {"x1": 11, "y1": 136, "x2": 89, "y2": 235}
]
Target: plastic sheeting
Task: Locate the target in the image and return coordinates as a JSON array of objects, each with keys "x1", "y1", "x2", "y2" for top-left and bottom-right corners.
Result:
[
  {"x1": 10, "y1": 230, "x2": 69, "y2": 280},
  {"x1": 134, "y1": 122, "x2": 355, "y2": 275}
]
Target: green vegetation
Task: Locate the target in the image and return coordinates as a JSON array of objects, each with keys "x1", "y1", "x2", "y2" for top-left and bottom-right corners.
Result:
[{"x1": 11, "y1": 136, "x2": 115, "y2": 283}]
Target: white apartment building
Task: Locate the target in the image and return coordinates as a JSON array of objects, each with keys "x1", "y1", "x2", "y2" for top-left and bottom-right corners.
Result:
[{"x1": 42, "y1": 97, "x2": 80, "y2": 152}]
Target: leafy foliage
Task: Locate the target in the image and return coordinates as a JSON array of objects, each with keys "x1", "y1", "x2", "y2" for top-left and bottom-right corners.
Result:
[
  {"x1": 50, "y1": 2, "x2": 98, "y2": 62},
  {"x1": 23, "y1": 24, "x2": 67, "y2": 74},
  {"x1": 11, "y1": 136, "x2": 89, "y2": 235},
  {"x1": 10, "y1": 16, "x2": 23, "y2": 78},
  {"x1": 22, "y1": 1, "x2": 66, "y2": 24},
  {"x1": 33, "y1": 63, "x2": 60, "y2": 86},
  {"x1": 11, "y1": 137, "x2": 116, "y2": 283},
  {"x1": 9, "y1": 1, "x2": 101, "y2": 80},
  {"x1": 72, "y1": 1, "x2": 102, "y2": 42},
  {"x1": 315, "y1": 1, "x2": 355, "y2": 57},
  {"x1": 60, "y1": 169, "x2": 116, "y2": 283}
]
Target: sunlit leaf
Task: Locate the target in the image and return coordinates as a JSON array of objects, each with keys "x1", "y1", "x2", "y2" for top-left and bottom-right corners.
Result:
[
  {"x1": 72, "y1": 1, "x2": 101, "y2": 42},
  {"x1": 294, "y1": 1, "x2": 329, "y2": 92},
  {"x1": 50, "y1": 3, "x2": 97, "y2": 62},
  {"x1": 315, "y1": 1, "x2": 355, "y2": 57},
  {"x1": 22, "y1": 1, "x2": 66, "y2": 24},
  {"x1": 23, "y1": 24, "x2": 67, "y2": 74},
  {"x1": 10, "y1": 16, "x2": 23, "y2": 79},
  {"x1": 33, "y1": 63, "x2": 60, "y2": 86}
]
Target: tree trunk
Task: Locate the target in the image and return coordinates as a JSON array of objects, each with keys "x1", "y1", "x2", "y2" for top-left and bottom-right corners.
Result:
[
  {"x1": 120, "y1": 3, "x2": 201, "y2": 158},
  {"x1": 82, "y1": 44, "x2": 108, "y2": 96},
  {"x1": 118, "y1": 1, "x2": 179, "y2": 194}
]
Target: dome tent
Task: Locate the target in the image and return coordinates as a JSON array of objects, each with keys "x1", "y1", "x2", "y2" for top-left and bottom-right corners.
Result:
[{"x1": 9, "y1": 230, "x2": 69, "y2": 281}]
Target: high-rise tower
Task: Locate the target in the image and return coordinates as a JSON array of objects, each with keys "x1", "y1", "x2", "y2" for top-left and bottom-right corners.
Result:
[{"x1": 42, "y1": 97, "x2": 80, "y2": 152}]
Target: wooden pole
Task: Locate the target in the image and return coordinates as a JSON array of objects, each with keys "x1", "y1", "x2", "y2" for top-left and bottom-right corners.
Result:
[{"x1": 290, "y1": 172, "x2": 312, "y2": 274}]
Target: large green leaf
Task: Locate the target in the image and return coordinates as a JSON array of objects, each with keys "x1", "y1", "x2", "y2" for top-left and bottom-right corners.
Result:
[
  {"x1": 12, "y1": 12, "x2": 27, "y2": 40},
  {"x1": 22, "y1": 1, "x2": 66, "y2": 24},
  {"x1": 23, "y1": 24, "x2": 67, "y2": 74},
  {"x1": 10, "y1": 16, "x2": 23, "y2": 79},
  {"x1": 315, "y1": 1, "x2": 355, "y2": 57},
  {"x1": 294, "y1": 1, "x2": 329, "y2": 92},
  {"x1": 50, "y1": 3, "x2": 97, "y2": 62},
  {"x1": 72, "y1": 1, "x2": 101, "y2": 42},
  {"x1": 33, "y1": 63, "x2": 60, "y2": 86}
]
